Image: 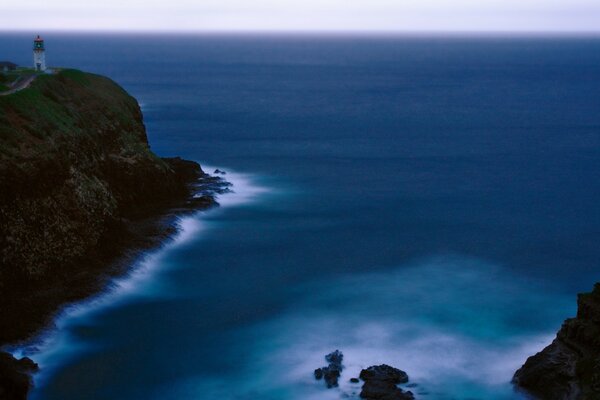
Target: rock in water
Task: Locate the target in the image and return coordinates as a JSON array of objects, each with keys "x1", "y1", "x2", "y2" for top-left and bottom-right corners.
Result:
[
  {"x1": 360, "y1": 365, "x2": 409, "y2": 384},
  {"x1": 514, "y1": 283, "x2": 600, "y2": 400},
  {"x1": 0, "y1": 352, "x2": 38, "y2": 400},
  {"x1": 326, "y1": 349, "x2": 344, "y2": 367},
  {"x1": 359, "y1": 364, "x2": 414, "y2": 400},
  {"x1": 314, "y1": 350, "x2": 344, "y2": 388},
  {"x1": 315, "y1": 367, "x2": 341, "y2": 389},
  {"x1": 314, "y1": 368, "x2": 324, "y2": 380}
]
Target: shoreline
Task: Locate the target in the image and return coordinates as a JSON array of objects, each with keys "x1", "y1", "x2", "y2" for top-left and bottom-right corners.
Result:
[
  {"x1": 0, "y1": 68, "x2": 244, "y2": 399},
  {"x1": 0, "y1": 163, "x2": 231, "y2": 399}
]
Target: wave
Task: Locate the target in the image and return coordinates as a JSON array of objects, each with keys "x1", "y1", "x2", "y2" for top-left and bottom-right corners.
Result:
[
  {"x1": 175, "y1": 256, "x2": 573, "y2": 400},
  {"x1": 12, "y1": 166, "x2": 269, "y2": 392}
]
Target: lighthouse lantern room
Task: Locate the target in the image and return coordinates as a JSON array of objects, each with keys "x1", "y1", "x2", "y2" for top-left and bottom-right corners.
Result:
[{"x1": 33, "y1": 35, "x2": 46, "y2": 72}]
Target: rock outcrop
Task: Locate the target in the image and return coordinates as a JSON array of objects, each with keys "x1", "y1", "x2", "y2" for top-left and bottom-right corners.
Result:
[
  {"x1": 359, "y1": 364, "x2": 414, "y2": 400},
  {"x1": 0, "y1": 69, "x2": 225, "y2": 399},
  {"x1": 514, "y1": 283, "x2": 600, "y2": 400},
  {"x1": 315, "y1": 350, "x2": 345, "y2": 388},
  {"x1": 313, "y1": 352, "x2": 415, "y2": 400},
  {"x1": 0, "y1": 353, "x2": 38, "y2": 400}
]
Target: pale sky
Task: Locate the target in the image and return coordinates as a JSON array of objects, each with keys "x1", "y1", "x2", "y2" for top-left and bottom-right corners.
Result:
[{"x1": 2, "y1": 0, "x2": 600, "y2": 32}]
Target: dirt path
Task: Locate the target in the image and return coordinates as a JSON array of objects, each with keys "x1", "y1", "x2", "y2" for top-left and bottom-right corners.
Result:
[{"x1": 0, "y1": 75, "x2": 37, "y2": 96}]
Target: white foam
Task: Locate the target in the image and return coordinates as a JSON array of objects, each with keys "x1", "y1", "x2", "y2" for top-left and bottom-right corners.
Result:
[
  {"x1": 203, "y1": 164, "x2": 270, "y2": 208},
  {"x1": 10, "y1": 165, "x2": 269, "y2": 384},
  {"x1": 217, "y1": 257, "x2": 573, "y2": 400}
]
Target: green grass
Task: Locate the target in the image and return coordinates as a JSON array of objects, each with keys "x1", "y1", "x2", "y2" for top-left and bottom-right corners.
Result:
[
  {"x1": 1, "y1": 69, "x2": 37, "y2": 91},
  {"x1": 0, "y1": 69, "x2": 160, "y2": 164},
  {"x1": 11, "y1": 67, "x2": 37, "y2": 75},
  {"x1": 59, "y1": 69, "x2": 91, "y2": 85}
]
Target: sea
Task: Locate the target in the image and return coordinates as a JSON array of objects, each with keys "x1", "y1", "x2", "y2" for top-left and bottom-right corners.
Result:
[{"x1": 2, "y1": 33, "x2": 600, "y2": 400}]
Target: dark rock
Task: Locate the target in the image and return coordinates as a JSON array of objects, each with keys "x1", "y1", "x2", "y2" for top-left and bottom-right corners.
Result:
[
  {"x1": 326, "y1": 349, "x2": 344, "y2": 367},
  {"x1": 360, "y1": 365, "x2": 409, "y2": 384},
  {"x1": 360, "y1": 380, "x2": 414, "y2": 400},
  {"x1": 351, "y1": 378, "x2": 360, "y2": 383},
  {"x1": 314, "y1": 350, "x2": 344, "y2": 388},
  {"x1": 314, "y1": 368, "x2": 324, "y2": 380},
  {"x1": 164, "y1": 157, "x2": 203, "y2": 183},
  {"x1": 514, "y1": 283, "x2": 600, "y2": 400},
  {"x1": 0, "y1": 70, "x2": 229, "y2": 396},
  {"x1": 322, "y1": 367, "x2": 341, "y2": 388},
  {"x1": 313, "y1": 366, "x2": 341, "y2": 388},
  {"x1": 513, "y1": 340, "x2": 579, "y2": 400},
  {"x1": 213, "y1": 169, "x2": 226, "y2": 175},
  {"x1": 359, "y1": 364, "x2": 413, "y2": 400},
  {"x1": 0, "y1": 352, "x2": 38, "y2": 400}
]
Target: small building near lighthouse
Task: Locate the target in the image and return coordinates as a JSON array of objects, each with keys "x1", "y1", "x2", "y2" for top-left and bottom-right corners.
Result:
[
  {"x1": 33, "y1": 35, "x2": 46, "y2": 72},
  {"x1": 0, "y1": 61, "x2": 17, "y2": 73}
]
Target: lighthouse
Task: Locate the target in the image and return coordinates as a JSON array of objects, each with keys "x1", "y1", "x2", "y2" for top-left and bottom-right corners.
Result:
[{"x1": 33, "y1": 35, "x2": 46, "y2": 72}]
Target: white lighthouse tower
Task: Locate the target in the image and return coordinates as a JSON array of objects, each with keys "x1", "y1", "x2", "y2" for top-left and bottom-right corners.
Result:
[{"x1": 33, "y1": 35, "x2": 46, "y2": 72}]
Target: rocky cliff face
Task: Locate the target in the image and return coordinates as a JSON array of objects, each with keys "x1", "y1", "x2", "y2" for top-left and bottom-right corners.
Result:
[
  {"x1": 0, "y1": 70, "x2": 221, "y2": 398},
  {"x1": 514, "y1": 284, "x2": 600, "y2": 400}
]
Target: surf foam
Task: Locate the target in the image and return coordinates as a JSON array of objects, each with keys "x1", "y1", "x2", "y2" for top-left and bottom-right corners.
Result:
[{"x1": 12, "y1": 166, "x2": 268, "y2": 390}]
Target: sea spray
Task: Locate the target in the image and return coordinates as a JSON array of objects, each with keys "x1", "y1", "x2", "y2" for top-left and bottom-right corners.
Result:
[
  {"x1": 207, "y1": 257, "x2": 572, "y2": 400},
  {"x1": 17, "y1": 168, "x2": 269, "y2": 398}
]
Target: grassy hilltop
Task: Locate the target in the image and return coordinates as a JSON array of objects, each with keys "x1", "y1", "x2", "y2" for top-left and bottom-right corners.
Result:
[
  {"x1": 0, "y1": 69, "x2": 211, "y2": 343},
  {"x1": 0, "y1": 69, "x2": 157, "y2": 161},
  {"x1": 0, "y1": 68, "x2": 41, "y2": 93},
  {"x1": 0, "y1": 69, "x2": 221, "y2": 399}
]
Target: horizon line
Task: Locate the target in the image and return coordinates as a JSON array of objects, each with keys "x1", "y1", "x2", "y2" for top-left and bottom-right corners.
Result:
[{"x1": 2, "y1": 28, "x2": 600, "y2": 36}]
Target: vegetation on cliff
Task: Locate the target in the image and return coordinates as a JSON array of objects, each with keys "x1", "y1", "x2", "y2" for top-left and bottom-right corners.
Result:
[
  {"x1": 0, "y1": 68, "x2": 218, "y2": 342},
  {"x1": 0, "y1": 69, "x2": 197, "y2": 280}
]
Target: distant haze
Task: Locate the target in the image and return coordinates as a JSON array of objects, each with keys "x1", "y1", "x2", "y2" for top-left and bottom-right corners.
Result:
[{"x1": 1, "y1": 0, "x2": 600, "y2": 32}]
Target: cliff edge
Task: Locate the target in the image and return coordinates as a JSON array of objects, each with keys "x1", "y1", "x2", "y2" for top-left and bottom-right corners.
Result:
[
  {"x1": 514, "y1": 284, "x2": 600, "y2": 400},
  {"x1": 0, "y1": 70, "x2": 222, "y2": 399}
]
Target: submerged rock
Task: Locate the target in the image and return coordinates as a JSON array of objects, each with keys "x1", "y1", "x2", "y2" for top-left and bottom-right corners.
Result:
[
  {"x1": 359, "y1": 364, "x2": 414, "y2": 400},
  {"x1": 314, "y1": 350, "x2": 344, "y2": 388},
  {"x1": 514, "y1": 283, "x2": 600, "y2": 399}
]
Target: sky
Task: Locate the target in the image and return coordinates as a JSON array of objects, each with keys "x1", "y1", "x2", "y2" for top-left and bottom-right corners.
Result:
[{"x1": 1, "y1": 0, "x2": 600, "y2": 32}]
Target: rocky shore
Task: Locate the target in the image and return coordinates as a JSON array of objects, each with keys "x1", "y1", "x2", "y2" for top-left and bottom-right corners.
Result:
[
  {"x1": 514, "y1": 284, "x2": 600, "y2": 400},
  {"x1": 0, "y1": 69, "x2": 228, "y2": 399},
  {"x1": 314, "y1": 351, "x2": 415, "y2": 399}
]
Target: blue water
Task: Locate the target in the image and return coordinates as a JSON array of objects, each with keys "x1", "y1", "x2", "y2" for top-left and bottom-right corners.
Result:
[{"x1": 2, "y1": 33, "x2": 600, "y2": 399}]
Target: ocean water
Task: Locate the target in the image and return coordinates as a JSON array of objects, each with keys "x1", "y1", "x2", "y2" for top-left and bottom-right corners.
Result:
[{"x1": 2, "y1": 33, "x2": 600, "y2": 399}]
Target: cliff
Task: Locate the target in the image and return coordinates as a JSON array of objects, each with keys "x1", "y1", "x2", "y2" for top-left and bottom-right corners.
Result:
[
  {"x1": 514, "y1": 284, "x2": 600, "y2": 400},
  {"x1": 0, "y1": 70, "x2": 222, "y2": 399}
]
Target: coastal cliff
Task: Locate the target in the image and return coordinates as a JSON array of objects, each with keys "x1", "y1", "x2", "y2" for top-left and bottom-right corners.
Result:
[
  {"x1": 514, "y1": 284, "x2": 600, "y2": 400},
  {"x1": 0, "y1": 69, "x2": 222, "y2": 399}
]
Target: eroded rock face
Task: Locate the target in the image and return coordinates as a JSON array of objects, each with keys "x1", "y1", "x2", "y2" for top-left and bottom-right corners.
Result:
[
  {"x1": 0, "y1": 70, "x2": 211, "y2": 286},
  {"x1": 0, "y1": 352, "x2": 38, "y2": 400},
  {"x1": 514, "y1": 283, "x2": 600, "y2": 400},
  {"x1": 0, "y1": 70, "x2": 227, "y2": 399},
  {"x1": 359, "y1": 364, "x2": 414, "y2": 400},
  {"x1": 314, "y1": 350, "x2": 344, "y2": 388}
]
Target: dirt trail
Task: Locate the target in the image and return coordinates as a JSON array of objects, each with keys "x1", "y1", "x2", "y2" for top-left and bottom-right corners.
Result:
[{"x1": 0, "y1": 75, "x2": 37, "y2": 96}]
